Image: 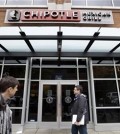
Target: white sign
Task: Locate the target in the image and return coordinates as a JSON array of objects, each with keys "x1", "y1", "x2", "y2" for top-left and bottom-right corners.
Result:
[{"x1": 5, "y1": 9, "x2": 114, "y2": 24}]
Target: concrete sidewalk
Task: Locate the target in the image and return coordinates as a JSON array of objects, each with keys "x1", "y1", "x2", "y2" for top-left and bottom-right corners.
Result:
[{"x1": 13, "y1": 129, "x2": 120, "y2": 134}]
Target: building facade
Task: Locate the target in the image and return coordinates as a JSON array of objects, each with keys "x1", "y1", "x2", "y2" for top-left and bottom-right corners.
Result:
[{"x1": 0, "y1": 0, "x2": 120, "y2": 132}]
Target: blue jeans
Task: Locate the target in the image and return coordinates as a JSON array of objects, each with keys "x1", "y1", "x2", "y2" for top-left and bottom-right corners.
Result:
[{"x1": 71, "y1": 124, "x2": 88, "y2": 134}]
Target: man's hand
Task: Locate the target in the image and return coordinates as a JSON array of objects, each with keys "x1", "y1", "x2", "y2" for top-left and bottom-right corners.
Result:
[{"x1": 74, "y1": 121, "x2": 80, "y2": 126}]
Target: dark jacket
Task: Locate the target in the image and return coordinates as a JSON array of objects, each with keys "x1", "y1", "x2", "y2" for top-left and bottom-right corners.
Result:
[
  {"x1": 71, "y1": 94, "x2": 89, "y2": 124},
  {"x1": 0, "y1": 94, "x2": 12, "y2": 134}
]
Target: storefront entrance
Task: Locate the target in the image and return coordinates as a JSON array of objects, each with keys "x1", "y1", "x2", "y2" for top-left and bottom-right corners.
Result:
[
  {"x1": 26, "y1": 58, "x2": 91, "y2": 129},
  {"x1": 38, "y1": 81, "x2": 78, "y2": 128}
]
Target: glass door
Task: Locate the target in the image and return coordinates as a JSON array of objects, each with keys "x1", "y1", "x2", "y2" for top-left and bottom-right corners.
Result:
[
  {"x1": 60, "y1": 83, "x2": 76, "y2": 128},
  {"x1": 42, "y1": 84, "x2": 57, "y2": 122},
  {"x1": 38, "y1": 81, "x2": 77, "y2": 128},
  {"x1": 38, "y1": 82, "x2": 59, "y2": 128},
  {"x1": 61, "y1": 84, "x2": 74, "y2": 121}
]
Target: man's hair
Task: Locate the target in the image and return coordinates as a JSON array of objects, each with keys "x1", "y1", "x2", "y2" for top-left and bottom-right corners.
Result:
[
  {"x1": 75, "y1": 85, "x2": 83, "y2": 93},
  {"x1": 0, "y1": 76, "x2": 19, "y2": 93}
]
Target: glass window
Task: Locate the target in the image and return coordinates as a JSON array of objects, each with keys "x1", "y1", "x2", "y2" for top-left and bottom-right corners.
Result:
[
  {"x1": 114, "y1": 58, "x2": 120, "y2": 64},
  {"x1": 12, "y1": 109, "x2": 22, "y2": 124},
  {"x1": 118, "y1": 80, "x2": 120, "y2": 91},
  {"x1": 79, "y1": 81, "x2": 88, "y2": 98},
  {"x1": 28, "y1": 81, "x2": 39, "y2": 122},
  {"x1": 94, "y1": 80, "x2": 119, "y2": 107},
  {"x1": 4, "y1": 59, "x2": 22, "y2": 64},
  {"x1": 0, "y1": 66, "x2": 2, "y2": 76},
  {"x1": 48, "y1": 0, "x2": 55, "y2": 3},
  {"x1": 31, "y1": 68, "x2": 40, "y2": 80},
  {"x1": 42, "y1": 59, "x2": 77, "y2": 66},
  {"x1": 4, "y1": 58, "x2": 27, "y2": 64},
  {"x1": 93, "y1": 66, "x2": 115, "y2": 78},
  {"x1": 97, "y1": 109, "x2": 120, "y2": 123},
  {"x1": 34, "y1": 0, "x2": 47, "y2": 5},
  {"x1": 87, "y1": 0, "x2": 112, "y2": 6},
  {"x1": 41, "y1": 68, "x2": 77, "y2": 80},
  {"x1": 0, "y1": 0, "x2": 5, "y2": 5},
  {"x1": 113, "y1": 0, "x2": 120, "y2": 6},
  {"x1": 78, "y1": 59, "x2": 87, "y2": 66},
  {"x1": 79, "y1": 68, "x2": 87, "y2": 80},
  {"x1": 42, "y1": 59, "x2": 58, "y2": 66},
  {"x1": 7, "y1": 0, "x2": 32, "y2": 5},
  {"x1": 92, "y1": 58, "x2": 113, "y2": 64},
  {"x1": 0, "y1": 58, "x2": 3, "y2": 64},
  {"x1": 3, "y1": 65, "x2": 26, "y2": 78},
  {"x1": 32, "y1": 59, "x2": 40, "y2": 66},
  {"x1": 65, "y1": 0, "x2": 71, "y2": 3},
  {"x1": 72, "y1": 0, "x2": 86, "y2": 6},
  {"x1": 116, "y1": 66, "x2": 120, "y2": 78},
  {"x1": 9, "y1": 80, "x2": 24, "y2": 107}
]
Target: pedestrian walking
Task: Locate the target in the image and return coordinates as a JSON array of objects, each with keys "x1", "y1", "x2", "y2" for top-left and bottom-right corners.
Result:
[
  {"x1": 0, "y1": 75, "x2": 19, "y2": 134},
  {"x1": 71, "y1": 85, "x2": 89, "y2": 134}
]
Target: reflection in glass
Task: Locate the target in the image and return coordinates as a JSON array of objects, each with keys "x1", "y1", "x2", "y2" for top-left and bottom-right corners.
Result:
[
  {"x1": 41, "y1": 68, "x2": 77, "y2": 80},
  {"x1": 79, "y1": 68, "x2": 87, "y2": 80},
  {"x1": 9, "y1": 81, "x2": 24, "y2": 107},
  {"x1": 12, "y1": 109, "x2": 22, "y2": 124},
  {"x1": 92, "y1": 58, "x2": 113, "y2": 64},
  {"x1": 42, "y1": 85, "x2": 57, "y2": 121},
  {"x1": 72, "y1": 0, "x2": 86, "y2": 6},
  {"x1": 87, "y1": 0, "x2": 112, "y2": 6},
  {"x1": 94, "y1": 80, "x2": 119, "y2": 107},
  {"x1": 4, "y1": 58, "x2": 27, "y2": 64},
  {"x1": 116, "y1": 66, "x2": 120, "y2": 78},
  {"x1": 7, "y1": 0, "x2": 32, "y2": 5},
  {"x1": 93, "y1": 66, "x2": 115, "y2": 78},
  {"x1": 97, "y1": 109, "x2": 120, "y2": 123},
  {"x1": 28, "y1": 81, "x2": 39, "y2": 122},
  {"x1": 62, "y1": 85, "x2": 74, "y2": 121},
  {"x1": 3, "y1": 65, "x2": 26, "y2": 78},
  {"x1": 42, "y1": 59, "x2": 77, "y2": 66},
  {"x1": 31, "y1": 68, "x2": 40, "y2": 79},
  {"x1": 113, "y1": 0, "x2": 120, "y2": 6}
]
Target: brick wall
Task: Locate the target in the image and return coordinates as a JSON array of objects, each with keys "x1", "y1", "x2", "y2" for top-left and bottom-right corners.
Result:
[{"x1": 56, "y1": 0, "x2": 64, "y2": 4}]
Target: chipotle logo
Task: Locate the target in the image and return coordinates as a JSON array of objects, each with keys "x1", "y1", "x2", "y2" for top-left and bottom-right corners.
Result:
[
  {"x1": 8, "y1": 10, "x2": 21, "y2": 21},
  {"x1": 7, "y1": 9, "x2": 80, "y2": 22}
]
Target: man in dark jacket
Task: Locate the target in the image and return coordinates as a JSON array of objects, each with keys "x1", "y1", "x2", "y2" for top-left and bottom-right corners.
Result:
[{"x1": 71, "y1": 85, "x2": 89, "y2": 134}]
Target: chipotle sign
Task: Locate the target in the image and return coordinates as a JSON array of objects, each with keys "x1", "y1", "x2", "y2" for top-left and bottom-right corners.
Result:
[
  {"x1": 6, "y1": 9, "x2": 80, "y2": 22},
  {"x1": 5, "y1": 9, "x2": 114, "y2": 24}
]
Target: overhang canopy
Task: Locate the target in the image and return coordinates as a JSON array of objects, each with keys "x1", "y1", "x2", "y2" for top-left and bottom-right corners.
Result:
[{"x1": 0, "y1": 26, "x2": 120, "y2": 58}]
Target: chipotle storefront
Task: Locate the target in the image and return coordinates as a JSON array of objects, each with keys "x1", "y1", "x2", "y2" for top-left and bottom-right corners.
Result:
[{"x1": 0, "y1": 6, "x2": 120, "y2": 132}]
